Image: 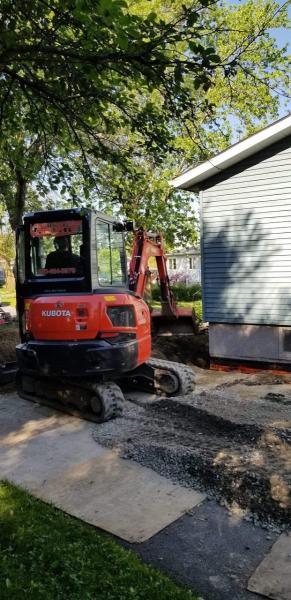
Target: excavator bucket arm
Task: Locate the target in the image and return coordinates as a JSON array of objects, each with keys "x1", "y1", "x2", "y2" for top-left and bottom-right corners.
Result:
[{"x1": 129, "y1": 228, "x2": 195, "y2": 335}]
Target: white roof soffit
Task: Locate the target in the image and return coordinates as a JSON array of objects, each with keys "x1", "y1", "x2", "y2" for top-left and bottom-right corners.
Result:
[{"x1": 170, "y1": 113, "x2": 291, "y2": 190}]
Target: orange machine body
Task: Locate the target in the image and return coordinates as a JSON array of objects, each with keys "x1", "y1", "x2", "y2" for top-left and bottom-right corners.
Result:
[
  {"x1": 25, "y1": 293, "x2": 151, "y2": 367},
  {"x1": 16, "y1": 208, "x2": 154, "y2": 379},
  {"x1": 16, "y1": 208, "x2": 189, "y2": 381}
]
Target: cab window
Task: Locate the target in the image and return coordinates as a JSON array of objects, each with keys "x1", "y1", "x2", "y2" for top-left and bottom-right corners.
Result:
[
  {"x1": 29, "y1": 220, "x2": 84, "y2": 278},
  {"x1": 96, "y1": 221, "x2": 126, "y2": 286}
]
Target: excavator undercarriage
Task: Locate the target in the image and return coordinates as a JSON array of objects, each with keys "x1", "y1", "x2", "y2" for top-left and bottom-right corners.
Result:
[{"x1": 17, "y1": 358, "x2": 196, "y2": 423}]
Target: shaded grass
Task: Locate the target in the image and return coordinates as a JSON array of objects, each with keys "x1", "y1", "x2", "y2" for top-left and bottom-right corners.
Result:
[
  {"x1": 192, "y1": 300, "x2": 202, "y2": 321},
  {"x1": 0, "y1": 482, "x2": 198, "y2": 600}
]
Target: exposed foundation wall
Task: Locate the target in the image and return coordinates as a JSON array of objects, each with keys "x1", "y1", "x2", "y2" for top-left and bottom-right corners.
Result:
[{"x1": 209, "y1": 323, "x2": 291, "y2": 364}]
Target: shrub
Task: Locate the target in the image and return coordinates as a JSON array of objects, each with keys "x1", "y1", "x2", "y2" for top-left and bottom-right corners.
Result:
[
  {"x1": 151, "y1": 282, "x2": 202, "y2": 302},
  {"x1": 152, "y1": 285, "x2": 162, "y2": 301},
  {"x1": 168, "y1": 272, "x2": 187, "y2": 285}
]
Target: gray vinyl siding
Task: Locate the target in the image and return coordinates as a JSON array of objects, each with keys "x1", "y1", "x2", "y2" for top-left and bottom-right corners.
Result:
[{"x1": 201, "y1": 137, "x2": 291, "y2": 325}]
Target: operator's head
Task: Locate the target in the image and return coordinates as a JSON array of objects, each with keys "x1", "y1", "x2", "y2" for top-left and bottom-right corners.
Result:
[{"x1": 54, "y1": 236, "x2": 69, "y2": 252}]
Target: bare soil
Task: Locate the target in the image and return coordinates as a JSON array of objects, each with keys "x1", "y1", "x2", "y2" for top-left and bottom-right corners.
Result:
[
  {"x1": 0, "y1": 325, "x2": 18, "y2": 363},
  {"x1": 0, "y1": 323, "x2": 209, "y2": 368},
  {"x1": 152, "y1": 329, "x2": 209, "y2": 369}
]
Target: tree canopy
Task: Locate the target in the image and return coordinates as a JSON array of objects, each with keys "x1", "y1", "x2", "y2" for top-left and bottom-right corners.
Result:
[
  {"x1": 0, "y1": 0, "x2": 224, "y2": 162},
  {"x1": 0, "y1": 0, "x2": 289, "y2": 244}
]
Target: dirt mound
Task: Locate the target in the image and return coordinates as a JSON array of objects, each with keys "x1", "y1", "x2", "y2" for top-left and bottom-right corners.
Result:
[
  {"x1": 0, "y1": 325, "x2": 18, "y2": 363},
  {"x1": 152, "y1": 330, "x2": 209, "y2": 369}
]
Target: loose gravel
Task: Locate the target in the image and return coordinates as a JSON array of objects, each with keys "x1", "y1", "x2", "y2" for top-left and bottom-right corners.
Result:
[{"x1": 93, "y1": 382, "x2": 291, "y2": 529}]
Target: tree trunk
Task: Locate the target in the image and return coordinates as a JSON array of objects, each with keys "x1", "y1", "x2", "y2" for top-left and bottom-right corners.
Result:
[
  {"x1": 14, "y1": 170, "x2": 27, "y2": 229},
  {"x1": 6, "y1": 170, "x2": 27, "y2": 231}
]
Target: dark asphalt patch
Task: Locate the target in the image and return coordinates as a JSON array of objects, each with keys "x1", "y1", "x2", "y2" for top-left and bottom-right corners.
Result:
[{"x1": 127, "y1": 500, "x2": 279, "y2": 600}]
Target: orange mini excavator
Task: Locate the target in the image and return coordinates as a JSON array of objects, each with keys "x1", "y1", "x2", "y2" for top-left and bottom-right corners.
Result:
[{"x1": 16, "y1": 208, "x2": 195, "y2": 422}]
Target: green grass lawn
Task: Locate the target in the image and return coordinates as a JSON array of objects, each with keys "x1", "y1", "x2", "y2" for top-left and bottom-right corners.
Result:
[
  {"x1": 0, "y1": 288, "x2": 16, "y2": 307},
  {"x1": 0, "y1": 482, "x2": 199, "y2": 600}
]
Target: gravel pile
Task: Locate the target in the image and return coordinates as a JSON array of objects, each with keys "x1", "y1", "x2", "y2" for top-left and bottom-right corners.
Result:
[{"x1": 92, "y1": 392, "x2": 291, "y2": 528}]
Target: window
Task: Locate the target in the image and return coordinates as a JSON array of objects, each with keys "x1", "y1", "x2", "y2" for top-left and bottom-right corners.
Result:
[
  {"x1": 169, "y1": 258, "x2": 177, "y2": 270},
  {"x1": 283, "y1": 330, "x2": 291, "y2": 352},
  {"x1": 96, "y1": 221, "x2": 126, "y2": 286},
  {"x1": 189, "y1": 257, "x2": 194, "y2": 269},
  {"x1": 29, "y1": 220, "x2": 84, "y2": 278}
]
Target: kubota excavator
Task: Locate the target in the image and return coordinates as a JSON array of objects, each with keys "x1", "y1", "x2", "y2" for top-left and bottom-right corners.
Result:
[{"x1": 15, "y1": 208, "x2": 195, "y2": 422}]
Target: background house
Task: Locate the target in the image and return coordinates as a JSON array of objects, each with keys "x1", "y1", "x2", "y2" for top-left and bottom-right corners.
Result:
[
  {"x1": 166, "y1": 247, "x2": 201, "y2": 284},
  {"x1": 172, "y1": 114, "x2": 291, "y2": 367}
]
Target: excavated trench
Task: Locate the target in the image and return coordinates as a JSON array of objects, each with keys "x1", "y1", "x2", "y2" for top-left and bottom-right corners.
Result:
[{"x1": 151, "y1": 329, "x2": 210, "y2": 369}]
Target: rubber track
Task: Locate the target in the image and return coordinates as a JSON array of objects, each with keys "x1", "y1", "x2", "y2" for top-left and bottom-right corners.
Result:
[
  {"x1": 17, "y1": 376, "x2": 124, "y2": 424},
  {"x1": 16, "y1": 359, "x2": 195, "y2": 423},
  {"x1": 146, "y1": 358, "x2": 196, "y2": 396},
  {"x1": 91, "y1": 381, "x2": 124, "y2": 421},
  {"x1": 0, "y1": 361, "x2": 17, "y2": 385}
]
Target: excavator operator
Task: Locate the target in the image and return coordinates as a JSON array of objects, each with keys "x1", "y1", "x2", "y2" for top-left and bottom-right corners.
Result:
[{"x1": 45, "y1": 236, "x2": 82, "y2": 272}]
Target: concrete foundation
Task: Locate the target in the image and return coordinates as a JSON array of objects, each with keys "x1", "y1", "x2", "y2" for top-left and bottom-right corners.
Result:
[{"x1": 209, "y1": 323, "x2": 291, "y2": 364}]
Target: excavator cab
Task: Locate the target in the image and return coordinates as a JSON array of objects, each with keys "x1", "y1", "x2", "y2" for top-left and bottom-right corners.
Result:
[{"x1": 17, "y1": 208, "x2": 128, "y2": 301}]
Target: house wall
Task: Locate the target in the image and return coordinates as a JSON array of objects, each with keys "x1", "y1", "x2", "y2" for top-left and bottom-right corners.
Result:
[
  {"x1": 167, "y1": 254, "x2": 201, "y2": 284},
  {"x1": 201, "y1": 137, "x2": 291, "y2": 326}
]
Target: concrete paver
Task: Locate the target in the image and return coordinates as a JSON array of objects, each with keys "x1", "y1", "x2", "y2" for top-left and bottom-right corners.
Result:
[
  {"x1": 0, "y1": 396, "x2": 107, "y2": 484},
  {"x1": 248, "y1": 533, "x2": 291, "y2": 600},
  {"x1": 0, "y1": 393, "x2": 205, "y2": 543}
]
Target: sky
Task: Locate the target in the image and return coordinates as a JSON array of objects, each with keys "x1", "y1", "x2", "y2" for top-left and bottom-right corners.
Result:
[
  {"x1": 267, "y1": 12, "x2": 290, "y2": 116},
  {"x1": 224, "y1": 0, "x2": 290, "y2": 116},
  {"x1": 227, "y1": 0, "x2": 290, "y2": 51},
  {"x1": 225, "y1": 1, "x2": 290, "y2": 45},
  {"x1": 266, "y1": 0, "x2": 290, "y2": 55}
]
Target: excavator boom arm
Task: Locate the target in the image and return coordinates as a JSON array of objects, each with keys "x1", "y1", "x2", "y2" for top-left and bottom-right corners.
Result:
[{"x1": 129, "y1": 228, "x2": 178, "y2": 318}]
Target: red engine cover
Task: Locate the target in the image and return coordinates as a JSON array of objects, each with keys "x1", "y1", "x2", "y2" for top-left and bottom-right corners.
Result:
[{"x1": 25, "y1": 293, "x2": 151, "y2": 366}]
